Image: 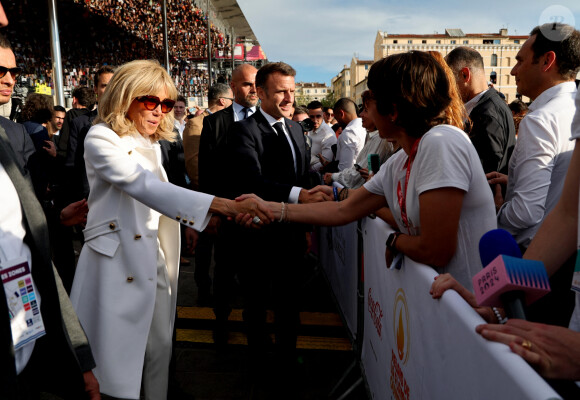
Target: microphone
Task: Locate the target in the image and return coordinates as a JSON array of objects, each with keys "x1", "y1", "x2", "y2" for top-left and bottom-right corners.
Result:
[{"x1": 473, "y1": 229, "x2": 550, "y2": 319}]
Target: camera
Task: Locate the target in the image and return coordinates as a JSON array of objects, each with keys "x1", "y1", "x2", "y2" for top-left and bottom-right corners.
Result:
[{"x1": 298, "y1": 118, "x2": 314, "y2": 133}]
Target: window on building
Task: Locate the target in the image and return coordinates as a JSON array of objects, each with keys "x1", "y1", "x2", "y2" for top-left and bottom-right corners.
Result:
[
  {"x1": 450, "y1": 40, "x2": 456, "y2": 44},
  {"x1": 491, "y1": 54, "x2": 498, "y2": 66},
  {"x1": 436, "y1": 40, "x2": 441, "y2": 44},
  {"x1": 422, "y1": 40, "x2": 427, "y2": 44},
  {"x1": 393, "y1": 40, "x2": 398, "y2": 44},
  {"x1": 494, "y1": 39, "x2": 500, "y2": 44},
  {"x1": 490, "y1": 71, "x2": 497, "y2": 84},
  {"x1": 514, "y1": 39, "x2": 520, "y2": 44},
  {"x1": 306, "y1": 90, "x2": 310, "y2": 93},
  {"x1": 407, "y1": 40, "x2": 413, "y2": 44},
  {"x1": 365, "y1": 65, "x2": 369, "y2": 70},
  {"x1": 463, "y1": 40, "x2": 469, "y2": 44},
  {"x1": 483, "y1": 39, "x2": 493, "y2": 44}
]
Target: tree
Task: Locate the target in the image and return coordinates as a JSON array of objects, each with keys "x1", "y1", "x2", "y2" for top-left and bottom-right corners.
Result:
[{"x1": 321, "y1": 91, "x2": 336, "y2": 108}]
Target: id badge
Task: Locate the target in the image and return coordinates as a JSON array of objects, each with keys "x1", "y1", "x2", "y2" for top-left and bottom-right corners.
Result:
[{"x1": 1, "y1": 257, "x2": 45, "y2": 349}]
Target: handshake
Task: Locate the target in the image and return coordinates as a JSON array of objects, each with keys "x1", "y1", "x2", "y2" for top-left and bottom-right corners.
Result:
[{"x1": 229, "y1": 185, "x2": 334, "y2": 228}]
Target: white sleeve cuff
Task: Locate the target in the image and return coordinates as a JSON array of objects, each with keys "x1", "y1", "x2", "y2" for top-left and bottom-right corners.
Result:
[{"x1": 288, "y1": 186, "x2": 302, "y2": 204}]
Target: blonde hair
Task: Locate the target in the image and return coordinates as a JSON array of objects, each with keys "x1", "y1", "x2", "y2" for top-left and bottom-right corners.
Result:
[{"x1": 95, "y1": 59, "x2": 178, "y2": 142}]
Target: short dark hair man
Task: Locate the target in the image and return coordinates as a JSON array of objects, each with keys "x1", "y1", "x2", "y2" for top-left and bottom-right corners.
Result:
[
  {"x1": 332, "y1": 97, "x2": 366, "y2": 171},
  {"x1": 446, "y1": 46, "x2": 516, "y2": 174},
  {"x1": 306, "y1": 100, "x2": 336, "y2": 172},
  {"x1": 488, "y1": 24, "x2": 580, "y2": 326},
  {"x1": 226, "y1": 62, "x2": 327, "y2": 365}
]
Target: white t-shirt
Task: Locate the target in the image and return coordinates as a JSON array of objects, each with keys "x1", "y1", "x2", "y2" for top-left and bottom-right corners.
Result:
[
  {"x1": 364, "y1": 124, "x2": 497, "y2": 291},
  {"x1": 567, "y1": 88, "x2": 580, "y2": 332}
]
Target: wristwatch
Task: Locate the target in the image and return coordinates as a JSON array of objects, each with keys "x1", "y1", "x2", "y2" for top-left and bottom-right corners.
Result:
[{"x1": 386, "y1": 231, "x2": 401, "y2": 252}]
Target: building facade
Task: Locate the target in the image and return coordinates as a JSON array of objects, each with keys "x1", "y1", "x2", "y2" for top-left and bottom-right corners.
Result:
[
  {"x1": 331, "y1": 65, "x2": 351, "y2": 100},
  {"x1": 294, "y1": 82, "x2": 331, "y2": 105},
  {"x1": 374, "y1": 28, "x2": 528, "y2": 102}
]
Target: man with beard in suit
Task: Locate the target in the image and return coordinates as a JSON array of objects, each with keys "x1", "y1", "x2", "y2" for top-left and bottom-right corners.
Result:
[{"x1": 198, "y1": 64, "x2": 258, "y2": 343}]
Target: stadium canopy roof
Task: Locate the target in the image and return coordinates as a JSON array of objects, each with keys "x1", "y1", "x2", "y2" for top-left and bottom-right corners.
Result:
[{"x1": 211, "y1": 0, "x2": 257, "y2": 42}]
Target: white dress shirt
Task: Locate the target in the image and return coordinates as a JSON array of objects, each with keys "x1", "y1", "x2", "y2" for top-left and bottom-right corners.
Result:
[
  {"x1": 464, "y1": 89, "x2": 489, "y2": 116},
  {"x1": 173, "y1": 119, "x2": 186, "y2": 136},
  {"x1": 308, "y1": 123, "x2": 337, "y2": 172},
  {"x1": 259, "y1": 108, "x2": 301, "y2": 203},
  {"x1": 498, "y1": 82, "x2": 577, "y2": 248},
  {"x1": 0, "y1": 163, "x2": 36, "y2": 374},
  {"x1": 331, "y1": 131, "x2": 394, "y2": 188},
  {"x1": 232, "y1": 101, "x2": 256, "y2": 122},
  {"x1": 336, "y1": 118, "x2": 366, "y2": 171}
]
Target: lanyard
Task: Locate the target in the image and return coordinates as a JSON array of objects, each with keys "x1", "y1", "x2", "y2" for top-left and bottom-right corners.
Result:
[{"x1": 396, "y1": 138, "x2": 420, "y2": 234}]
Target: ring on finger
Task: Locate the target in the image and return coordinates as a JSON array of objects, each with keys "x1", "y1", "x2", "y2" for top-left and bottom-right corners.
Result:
[
  {"x1": 521, "y1": 339, "x2": 532, "y2": 350},
  {"x1": 252, "y1": 216, "x2": 261, "y2": 224}
]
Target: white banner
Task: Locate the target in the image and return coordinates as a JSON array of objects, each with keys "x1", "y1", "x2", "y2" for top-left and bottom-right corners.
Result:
[
  {"x1": 319, "y1": 222, "x2": 359, "y2": 338},
  {"x1": 361, "y1": 216, "x2": 560, "y2": 400}
]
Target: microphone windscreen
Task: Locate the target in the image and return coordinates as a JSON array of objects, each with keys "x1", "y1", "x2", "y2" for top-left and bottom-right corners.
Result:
[
  {"x1": 473, "y1": 255, "x2": 550, "y2": 307},
  {"x1": 479, "y1": 229, "x2": 522, "y2": 267}
]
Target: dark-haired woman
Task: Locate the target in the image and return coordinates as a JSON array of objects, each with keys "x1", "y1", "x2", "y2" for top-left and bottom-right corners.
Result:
[{"x1": 238, "y1": 51, "x2": 496, "y2": 291}]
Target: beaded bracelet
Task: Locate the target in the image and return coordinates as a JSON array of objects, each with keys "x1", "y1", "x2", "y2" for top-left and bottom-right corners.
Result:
[
  {"x1": 492, "y1": 307, "x2": 508, "y2": 324},
  {"x1": 279, "y1": 202, "x2": 286, "y2": 223}
]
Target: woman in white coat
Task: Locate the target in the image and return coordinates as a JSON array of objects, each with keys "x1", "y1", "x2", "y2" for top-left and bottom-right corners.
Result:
[{"x1": 70, "y1": 60, "x2": 270, "y2": 400}]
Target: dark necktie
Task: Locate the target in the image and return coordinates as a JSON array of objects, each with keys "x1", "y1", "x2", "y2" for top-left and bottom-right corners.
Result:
[
  {"x1": 242, "y1": 107, "x2": 250, "y2": 120},
  {"x1": 272, "y1": 122, "x2": 295, "y2": 176}
]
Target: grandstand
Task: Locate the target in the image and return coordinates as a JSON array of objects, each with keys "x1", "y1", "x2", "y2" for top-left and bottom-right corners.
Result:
[{"x1": 2, "y1": 0, "x2": 264, "y2": 106}]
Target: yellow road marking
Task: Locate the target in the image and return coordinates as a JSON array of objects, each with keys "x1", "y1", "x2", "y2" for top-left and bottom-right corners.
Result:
[
  {"x1": 177, "y1": 306, "x2": 343, "y2": 327},
  {"x1": 176, "y1": 329, "x2": 352, "y2": 351}
]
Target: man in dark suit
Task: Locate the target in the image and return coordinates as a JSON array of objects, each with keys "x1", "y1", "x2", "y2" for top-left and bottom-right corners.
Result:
[
  {"x1": 225, "y1": 62, "x2": 328, "y2": 370},
  {"x1": 198, "y1": 64, "x2": 258, "y2": 339},
  {"x1": 0, "y1": 32, "x2": 99, "y2": 397},
  {"x1": 446, "y1": 46, "x2": 516, "y2": 174},
  {"x1": 70, "y1": 65, "x2": 115, "y2": 200}
]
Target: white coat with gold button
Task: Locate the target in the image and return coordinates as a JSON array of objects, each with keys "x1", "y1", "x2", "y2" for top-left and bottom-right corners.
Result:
[{"x1": 70, "y1": 123, "x2": 213, "y2": 399}]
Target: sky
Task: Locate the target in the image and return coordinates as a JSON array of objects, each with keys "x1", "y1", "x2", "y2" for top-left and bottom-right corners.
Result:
[{"x1": 236, "y1": 0, "x2": 580, "y2": 86}]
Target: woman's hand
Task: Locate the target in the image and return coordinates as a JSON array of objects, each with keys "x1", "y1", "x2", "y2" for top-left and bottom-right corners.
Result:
[
  {"x1": 430, "y1": 273, "x2": 496, "y2": 323},
  {"x1": 476, "y1": 319, "x2": 580, "y2": 380},
  {"x1": 60, "y1": 199, "x2": 88, "y2": 227}
]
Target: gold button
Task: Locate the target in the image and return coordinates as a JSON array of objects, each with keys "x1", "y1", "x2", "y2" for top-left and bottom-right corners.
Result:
[
  {"x1": 134, "y1": 234, "x2": 142, "y2": 240},
  {"x1": 182, "y1": 219, "x2": 188, "y2": 224},
  {"x1": 188, "y1": 221, "x2": 194, "y2": 225},
  {"x1": 176, "y1": 216, "x2": 181, "y2": 221},
  {"x1": 128, "y1": 150, "x2": 132, "y2": 155},
  {"x1": 127, "y1": 276, "x2": 134, "y2": 282},
  {"x1": 109, "y1": 223, "x2": 116, "y2": 230}
]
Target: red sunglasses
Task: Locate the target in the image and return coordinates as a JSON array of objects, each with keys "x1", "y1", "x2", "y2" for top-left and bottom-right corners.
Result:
[{"x1": 135, "y1": 95, "x2": 176, "y2": 113}]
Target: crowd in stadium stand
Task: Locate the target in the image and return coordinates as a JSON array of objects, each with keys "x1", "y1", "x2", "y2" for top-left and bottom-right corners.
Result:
[{"x1": 4, "y1": 0, "x2": 232, "y2": 98}]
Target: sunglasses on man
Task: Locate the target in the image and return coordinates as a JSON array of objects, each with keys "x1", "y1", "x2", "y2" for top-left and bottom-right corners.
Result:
[
  {"x1": 0, "y1": 66, "x2": 21, "y2": 79},
  {"x1": 136, "y1": 95, "x2": 176, "y2": 113}
]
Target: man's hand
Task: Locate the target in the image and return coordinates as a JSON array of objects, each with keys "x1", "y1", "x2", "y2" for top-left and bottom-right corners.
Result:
[
  {"x1": 205, "y1": 215, "x2": 221, "y2": 236},
  {"x1": 486, "y1": 171, "x2": 508, "y2": 186},
  {"x1": 43, "y1": 140, "x2": 57, "y2": 158},
  {"x1": 184, "y1": 227, "x2": 199, "y2": 254},
  {"x1": 60, "y1": 199, "x2": 88, "y2": 227},
  {"x1": 317, "y1": 153, "x2": 330, "y2": 167},
  {"x1": 299, "y1": 188, "x2": 332, "y2": 203},
  {"x1": 323, "y1": 172, "x2": 333, "y2": 185},
  {"x1": 83, "y1": 370, "x2": 100, "y2": 400},
  {"x1": 476, "y1": 319, "x2": 580, "y2": 380},
  {"x1": 358, "y1": 168, "x2": 370, "y2": 181},
  {"x1": 308, "y1": 185, "x2": 333, "y2": 197}
]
